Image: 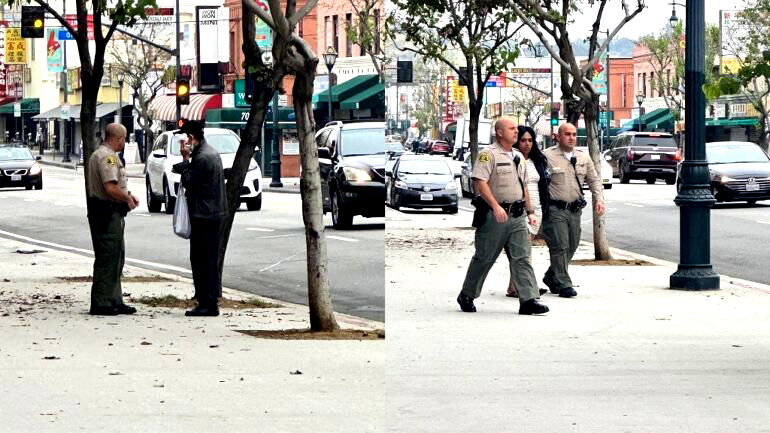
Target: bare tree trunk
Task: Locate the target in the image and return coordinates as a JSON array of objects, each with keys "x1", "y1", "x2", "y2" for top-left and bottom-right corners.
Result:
[
  {"x1": 293, "y1": 61, "x2": 339, "y2": 331},
  {"x1": 583, "y1": 96, "x2": 612, "y2": 260},
  {"x1": 79, "y1": 75, "x2": 102, "y2": 198}
]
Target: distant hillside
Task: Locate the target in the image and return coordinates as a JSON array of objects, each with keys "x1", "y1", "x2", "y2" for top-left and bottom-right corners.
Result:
[{"x1": 571, "y1": 37, "x2": 636, "y2": 57}]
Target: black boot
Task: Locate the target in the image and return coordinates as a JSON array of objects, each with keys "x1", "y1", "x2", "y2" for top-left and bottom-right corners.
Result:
[
  {"x1": 543, "y1": 277, "x2": 560, "y2": 294},
  {"x1": 456, "y1": 293, "x2": 477, "y2": 313},
  {"x1": 519, "y1": 299, "x2": 550, "y2": 315},
  {"x1": 558, "y1": 287, "x2": 578, "y2": 298},
  {"x1": 185, "y1": 304, "x2": 220, "y2": 317}
]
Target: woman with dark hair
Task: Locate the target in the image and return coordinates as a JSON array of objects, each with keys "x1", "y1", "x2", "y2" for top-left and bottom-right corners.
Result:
[{"x1": 507, "y1": 125, "x2": 550, "y2": 298}]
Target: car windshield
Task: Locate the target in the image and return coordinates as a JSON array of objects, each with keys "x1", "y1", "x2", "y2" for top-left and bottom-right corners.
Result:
[
  {"x1": 170, "y1": 133, "x2": 240, "y2": 155},
  {"x1": 707, "y1": 144, "x2": 770, "y2": 164},
  {"x1": 340, "y1": 128, "x2": 385, "y2": 156},
  {"x1": 0, "y1": 147, "x2": 34, "y2": 161},
  {"x1": 398, "y1": 160, "x2": 452, "y2": 175},
  {"x1": 632, "y1": 136, "x2": 676, "y2": 147}
]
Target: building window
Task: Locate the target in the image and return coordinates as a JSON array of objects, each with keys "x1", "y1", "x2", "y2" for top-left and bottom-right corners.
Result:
[
  {"x1": 346, "y1": 13, "x2": 353, "y2": 57},
  {"x1": 324, "y1": 16, "x2": 330, "y2": 48},
  {"x1": 666, "y1": 69, "x2": 671, "y2": 96},
  {"x1": 230, "y1": 31, "x2": 236, "y2": 75},
  {"x1": 642, "y1": 72, "x2": 646, "y2": 97},
  {"x1": 299, "y1": 18, "x2": 304, "y2": 38},
  {"x1": 333, "y1": 15, "x2": 339, "y2": 54},
  {"x1": 650, "y1": 71, "x2": 654, "y2": 97}
]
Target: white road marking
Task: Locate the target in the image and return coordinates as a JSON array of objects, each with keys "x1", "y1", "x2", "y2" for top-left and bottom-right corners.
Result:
[
  {"x1": 624, "y1": 202, "x2": 644, "y2": 208},
  {"x1": 0, "y1": 195, "x2": 7, "y2": 199},
  {"x1": 246, "y1": 227, "x2": 275, "y2": 232},
  {"x1": 459, "y1": 206, "x2": 475, "y2": 212},
  {"x1": 252, "y1": 233, "x2": 302, "y2": 239},
  {"x1": 0, "y1": 229, "x2": 192, "y2": 274},
  {"x1": 259, "y1": 250, "x2": 304, "y2": 272},
  {"x1": 23, "y1": 199, "x2": 37, "y2": 202},
  {"x1": 758, "y1": 220, "x2": 770, "y2": 225},
  {"x1": 327, "y1": 235, "x2": 359, "y2": 243},
  {"x1": 132, "y1": 213, "x2": 151, "y2": 217}
]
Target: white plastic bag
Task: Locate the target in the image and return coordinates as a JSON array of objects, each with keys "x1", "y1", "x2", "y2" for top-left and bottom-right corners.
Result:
[{"x1": 173, "y1": 185, "x2": 191, "y2": 239}]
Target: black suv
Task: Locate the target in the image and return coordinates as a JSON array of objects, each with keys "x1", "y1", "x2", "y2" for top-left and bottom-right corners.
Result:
[
  {"x1": 605, "y1": 132, "x2": 681, "y2": 184},
  {"x1": 316, "y1": 121, "x2": 386, "y2": 228}
]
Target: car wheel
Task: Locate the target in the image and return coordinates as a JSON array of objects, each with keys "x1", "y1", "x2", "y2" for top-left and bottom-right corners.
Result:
[
  {"x1": 25, "y1": 184, "x2": 32, "y2": 190},
  {"x1": 444, "y1": 206, "x2": 459, "y2": 214},
  {"x1": 665, "y1": 177, "x2": 676, "y2": 185},
  {"x1": 619, "y1": 163, "x2": 630, "y2": 184},
  {"x1": 646, "y1": 178, "x2": 656, "y2": 185},
  {"x1": 331, "y1": 188, "x2": 353, "y2": 229},
  {"x1": 246, "y1": 194, "x2": 262, "y2": 211},
  {"x1": 163, "y1": 179, "x2": 175, "y2": 215},
  {"x1": 747, "y1": 199, "x2": 757, "y2": 206},
  {"x1": 34, "y1": 181, "x2": 43, "y2": 190},
  {"x1": 146, "y1": 177, "x2": 162, "y2": 213}
]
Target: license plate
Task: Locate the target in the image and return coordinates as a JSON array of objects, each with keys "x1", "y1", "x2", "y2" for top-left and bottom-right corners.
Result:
[
  {"x1": 420, "y1": 193, "x2": 433, "y2": 201},
  {"x1": 650, "y1": 154, "x2": 661, "y2": 160},
  {"x1": 11, "y1": 175, "x2": 21, "y2": 181},
  {"x1": 747, "y1": 182, "x2": 760, "y2": 191}
]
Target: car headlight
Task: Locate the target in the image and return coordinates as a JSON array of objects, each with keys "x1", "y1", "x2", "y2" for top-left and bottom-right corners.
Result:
[
  {"x1": 445, "y1": 181, "x2": 457, "y2": 190},
  {"x1": 29, "y1": 162, "x2": 42, "y2": 175},
  {"x1": 720, "y1": 175, "x2": 737, "y2": 183},
  {"x1": 343, "y1": 167, "x2": 372, "y2": 182},
  {"x1": 394, "y1": 180, "x2": 408, "y2": 189}
]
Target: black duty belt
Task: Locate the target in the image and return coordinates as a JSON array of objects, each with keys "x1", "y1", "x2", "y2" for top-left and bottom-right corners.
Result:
[
  {"x1": 499, "y1": 200, "x2": 525, "y2": 217},
  {"x1": 550, "y1": 198, "x2": 587, "y2": 213}
]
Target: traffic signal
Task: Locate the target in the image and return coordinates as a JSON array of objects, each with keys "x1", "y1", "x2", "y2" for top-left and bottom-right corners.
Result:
[
  {"x1": 458, "y1": 67, "x2": 469, "y2": 86},
  {"x1": 397, "y1": 60, "x2": 413, "y2": 83},
  {"x1": 22, "y1": 6, "x2": 45, "y2": 38},
  {"x1": 550, "y1": 109, "x2": 559, "y2": 126},
  {"x1": 176, "y1": 78, "x2": 190, "y2": 105}
]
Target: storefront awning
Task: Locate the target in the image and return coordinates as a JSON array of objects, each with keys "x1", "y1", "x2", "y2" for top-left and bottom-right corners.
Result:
[
  {"x1": 622, "y1": 107, "x2": 673, "y2": 130},
  {"x1": 313, "y1": 74, "x2": 380, "y2": 106},
  {"x1": 31, "y1": 103, "x2": 128, "y2": 121},
  {"x1": 339, "y1": 82, "x2": 385, "y2": 110},
  {"x1": 0, "y1": 98, "x2": 40, "y2": 114},
  {"x1": 706, "y1": 117, "x2": 758, "y2": 127},
  {"x1": 205, "y1": 106, "x2": 296, "y2": 129},
  {"x1": 149, "y1": 93, "x2": 222, "y2": 122}
]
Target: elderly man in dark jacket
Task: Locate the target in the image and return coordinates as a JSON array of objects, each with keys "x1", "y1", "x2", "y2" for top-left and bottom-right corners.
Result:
[{"x1": 172, "y1": 120, "x2": 226, "y2": 316}]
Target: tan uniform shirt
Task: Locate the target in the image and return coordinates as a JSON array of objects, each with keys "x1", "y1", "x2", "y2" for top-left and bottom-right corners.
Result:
[
  {"x1": 544, "y1": 146, "x2": 603, "y2": 203},
  {"x1": 471, "y1": 143, "x2": 527, "y2": 203},
  {"x1": 88, "y1": 145, "x2": 127, "y2": 202}
]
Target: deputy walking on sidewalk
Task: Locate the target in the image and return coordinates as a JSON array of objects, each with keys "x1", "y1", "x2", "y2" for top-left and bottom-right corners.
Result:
[
  {"x1": 541, "y1": 123, "x2": 605, "y2": 297},
  {"x1": 457, "y1": 117, "x2": 549, "y2": 315},
  {"x1": 86, "y1": 123, "x2": 140, "y2": 316}
]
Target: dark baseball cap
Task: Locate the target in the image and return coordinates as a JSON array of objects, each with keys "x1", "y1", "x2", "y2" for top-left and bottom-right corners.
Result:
[{"x1": 174, "y1": 119, "x2": 205, "y2": 137}]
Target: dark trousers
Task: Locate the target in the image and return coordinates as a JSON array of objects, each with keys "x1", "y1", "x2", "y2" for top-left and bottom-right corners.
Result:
[
  {"x1": 88, "y1": 210, "x2": 126, "y2": 308},
  {"x1": 190, "y1": 217, "x2": 222, "y2": 307}
]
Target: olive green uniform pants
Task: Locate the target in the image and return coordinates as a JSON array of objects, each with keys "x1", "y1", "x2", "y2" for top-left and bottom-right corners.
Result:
[
  {"x1": 542, "y1": 206, "x2": 582, "y2": 290},
  {"x1": 461, "y1": 212, "x2": 539, "y2": 302},
  {"x1": 88, "y1": 210, "x2": 126, "y2": 308}
]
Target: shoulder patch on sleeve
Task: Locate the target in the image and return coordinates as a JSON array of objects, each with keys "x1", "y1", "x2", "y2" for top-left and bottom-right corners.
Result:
[
  {"x1": 106, "y1": 156, "x2": 117, "y2": 166},
  {"x1": 478, "y1": 152, "x2": 491, "y2": 163}
]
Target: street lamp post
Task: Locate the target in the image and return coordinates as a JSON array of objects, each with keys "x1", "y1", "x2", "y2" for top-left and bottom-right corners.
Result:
[
  {"x1": 636, "y1": 93, "x2": 645, "y2": 132},
  {"x1": 115, "y1": 73, "x2": 125, "y2": 125},
  {"x1": 670, "y1": 0, "x2": 720, "y2": 290},
  {"x1": 323, "y1": 46, "x2": 338, "y2": 122},
  {"x1": 14, "y1": 76, "x2": 25, "y2": 147}
]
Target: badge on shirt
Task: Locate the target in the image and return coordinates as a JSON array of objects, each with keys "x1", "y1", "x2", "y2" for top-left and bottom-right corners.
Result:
[
  {"x1": 106, "y1": 156, "x2": 117, "y2": 166},
  {"x1": 478, "y1": 153, "x2": 490, "y2": 163}
]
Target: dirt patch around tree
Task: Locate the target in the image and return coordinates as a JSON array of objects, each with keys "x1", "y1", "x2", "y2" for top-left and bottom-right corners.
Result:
[
  {"x1": 571, "y1": 258, "x2": 653, "y2": 266},
  {"x1": 58, "y1": 275, "x2": 176, "y2": 283},
  {"x1": 237, "y1": 328, "x2": 385, "y2": 340},
  {"x1": 131, "y1": 295, "x2": 281, "y2": 309}
]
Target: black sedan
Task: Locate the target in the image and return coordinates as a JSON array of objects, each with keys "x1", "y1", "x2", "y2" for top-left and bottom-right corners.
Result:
[
  {"x1": 0, "y1": 145, "x2": 43, "y2": 190},
  {"x1": 676, "y1": 141, "x2": 770, "y2": 204},
  {"x1": 385, "y1": 155, "x2": 459, "y2": 213}
]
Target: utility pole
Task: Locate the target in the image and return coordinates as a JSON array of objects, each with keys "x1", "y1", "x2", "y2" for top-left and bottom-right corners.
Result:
[
  {"x1": 605, "y1": 29, "x2": 611, "y2": 151},
  {"x1": 175, "y1": 0, "x2": 181, "y2": 121},
  {"x1": 61, "y1": 0, "x2": 71, "y2": 162}
]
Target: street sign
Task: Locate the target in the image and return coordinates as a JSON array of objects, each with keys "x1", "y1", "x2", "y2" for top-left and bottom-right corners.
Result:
[
  {"x1": 14, "y1": 102, "x2": 21, "y2": 118},
  {"x1": 58, "y1": 29, "x2": 75, "y2": 40}
]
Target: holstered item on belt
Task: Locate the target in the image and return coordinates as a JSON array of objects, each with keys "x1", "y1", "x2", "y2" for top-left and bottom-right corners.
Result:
[
  {"x1": 470, "y1": 196, "x2": 490, "y2": 228},
  {"x1": 550, "y1": 198, "x2": 587, "y2": 213},
  {"x1": 499, "y1": 200, "x2": 525, "y2": 218},
  {"x1": 87, "y1": 197, "x2": 129, "y2": 218}
]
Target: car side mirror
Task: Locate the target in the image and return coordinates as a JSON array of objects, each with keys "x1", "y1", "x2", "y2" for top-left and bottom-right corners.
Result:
[
  {"x1": 153, "y1": 152, "x2": 166, "y2": 159},
  {"x1": 35, "y1": 156, "x2": 42, "y2": 161},
  {"x1": 318, "y1": 147, "x2": 331, "y2": 159}
]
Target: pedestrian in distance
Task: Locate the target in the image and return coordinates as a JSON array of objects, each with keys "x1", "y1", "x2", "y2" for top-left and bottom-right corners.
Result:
[
  {"x1": 172, "y1": 120, "x2": 227, "y2": 317},
  {"x1": 541, "y1": 123, "x2": 605, "y2": 298},
  {"x1": 506, "y1": 125, "x2": 550, "y2": 298},
  {"x1": 456, "y1": 116, "x2": 550, "y2": 315},
  {"x1": 86, "y1": 123, "x2": 140, "y2": 316}
]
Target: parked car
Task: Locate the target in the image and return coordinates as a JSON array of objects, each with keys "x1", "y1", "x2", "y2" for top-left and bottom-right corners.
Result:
[
  {"x1": 428, "y1": 140, "x2": 451, "y2": 156},
  {"x1": 605, "y1": 131, "x2": 681, "y2": 184},
  {"x1": 146, "y1": 128, "x2": 263, "y2": 213},
  {"x1": 385, "y1": 155, "x2": 459, "y2": 213},
  {"x1": 574, "y1": 146, "x2": 613, "y2": 190},
  {"x1": 0, "y1": 145, "x2": 42, "y2": 190},
  {"x1": 316, "y1": 121, "x2": 386, "y2": 228},
  {"x1": 676, "y1": 141, "x2": 770, "y2": 205},
  {"x1": 460, "y1": 154, "x2": 475, "y2": 198},
  {"x1": 412, "y1": 138, "x2": 429, "y2": 154}
]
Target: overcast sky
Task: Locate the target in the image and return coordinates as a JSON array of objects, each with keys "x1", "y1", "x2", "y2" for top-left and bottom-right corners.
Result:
[{"x1": 567, "y1": 0, "x2": 749, "y2": 40}]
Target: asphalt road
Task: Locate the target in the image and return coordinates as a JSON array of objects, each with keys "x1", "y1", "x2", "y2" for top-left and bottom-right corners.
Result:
[
  {"x1": 390, "y1": 155, "x2": 770, "y2": 285},
  {"x1": 0, "y1": 165, "x2": 384, "y2": 321}
]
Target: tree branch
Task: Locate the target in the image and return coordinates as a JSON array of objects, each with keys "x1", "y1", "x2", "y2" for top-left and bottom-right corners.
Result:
[
  {"x1": 289, "y1": 0, "x2": 318, "y2": 27},
  {"x1": 243, "y1": 0, "x2": 276, "y2": 29}
]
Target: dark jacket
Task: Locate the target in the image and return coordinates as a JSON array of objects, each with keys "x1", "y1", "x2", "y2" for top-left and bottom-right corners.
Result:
[
  {"x1": 172, "y1": 140, "x2": 227, "y2": 219},
  {"x1": 530, "y1": 152, "x2": 550, "y2": 217}
]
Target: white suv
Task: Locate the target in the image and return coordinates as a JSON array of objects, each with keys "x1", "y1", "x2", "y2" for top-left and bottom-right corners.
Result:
[{"x1": 145, "y1": 128, "x2": 263, "y2": 213}]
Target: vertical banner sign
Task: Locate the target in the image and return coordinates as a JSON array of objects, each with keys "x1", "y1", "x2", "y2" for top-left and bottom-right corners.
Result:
[
  {"x1": 5, "y1": 28, "x2": 27, "y2": 64},
  {"x1": 196, "y1": 6, "x2": 221, "y2": 92},
  {"x1": 720, "y1": 10, "x2": 748, "y2": 74},
  {"x1": 591, "y1": 51, "x2": 607, "y2": 95},
  {"x1": 0, "y1": 27, "x2": 7, "y2": 98},
  {"x1": 254, "y1": 0, "x2": 273, "y2": 49},
  {"x1": 47, "y1": 29, "x2": 64, "y2": 72}
]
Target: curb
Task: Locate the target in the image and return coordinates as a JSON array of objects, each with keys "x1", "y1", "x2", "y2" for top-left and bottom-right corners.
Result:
[
  {"x1": 41, "y1": 160, "x2": 80, "y2": 170},
  {"x1": 263, "y1": 187, "x2": 301, "y2": 195}
]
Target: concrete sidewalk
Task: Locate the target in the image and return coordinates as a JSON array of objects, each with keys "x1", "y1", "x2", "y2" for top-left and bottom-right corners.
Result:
[
  {"x1": 385, "y1": 226, "x2": 770, "y2": 432},
  {"x1": 0, "y1": 236, "x2": 383, "y2": 433},
  {"x1": 39, "y1": 152, "x2": 302, "y2": 194}
]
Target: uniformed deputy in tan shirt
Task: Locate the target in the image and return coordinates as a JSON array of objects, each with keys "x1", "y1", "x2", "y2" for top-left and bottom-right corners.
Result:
[
  {"x1": 541, "y1": 123, "x2": 605, "y2": 298},
  {"x1": 457, "y1": 116, "x2": 550, "y2": 316},
  {"x1": 88, "y1": 143, "x2": 128, "y2": 201}
]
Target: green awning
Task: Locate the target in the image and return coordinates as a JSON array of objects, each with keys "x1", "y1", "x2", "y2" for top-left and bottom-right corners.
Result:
[
  {"x1": 313, "y1": 74, "x2": 380, "y2": 105},
  {"x1": 706, "y1": 117, "x2": 759, "y2": 127},
  {"x1": 622, "y1": 107, "x2": 671, "y2": 129},
  {"x1": 339, "y1": 82, "x2": 385, "y2": 110},
  {"x1": 576, "y1": 127, "x2": 626, "y2": 138},
  {"x1": 205, "y1": 106, "x2": 296, "y2": 130},
  {"x1": 0, "y1": 98, "x2": 40, "y2": 114}
]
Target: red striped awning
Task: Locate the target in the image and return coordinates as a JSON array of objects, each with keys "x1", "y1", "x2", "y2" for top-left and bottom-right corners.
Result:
[{"x1": 149, "y1": 93, "x2": 222, "y2": 122}]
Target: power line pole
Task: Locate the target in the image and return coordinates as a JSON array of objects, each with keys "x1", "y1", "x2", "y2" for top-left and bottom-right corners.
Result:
[{"x1": 175, "y1": 0, "x2": 181, "y2": 121}]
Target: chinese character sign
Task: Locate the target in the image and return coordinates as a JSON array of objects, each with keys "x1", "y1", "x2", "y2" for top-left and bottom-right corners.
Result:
[
  {"x1": 5, "y1": 28, "x2": 27, "y2": 65},
  {"x1": 47, "y1": 29, "x2": 64, "y2": 73}
]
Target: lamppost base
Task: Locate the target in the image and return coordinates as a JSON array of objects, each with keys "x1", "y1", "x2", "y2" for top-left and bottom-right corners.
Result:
[
  {"x1": 670, "y1": 266, "x2": 720, "y2": 291},
  {"x1": 270, "y1": 181, "x2": 283, "y2": 187}
]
